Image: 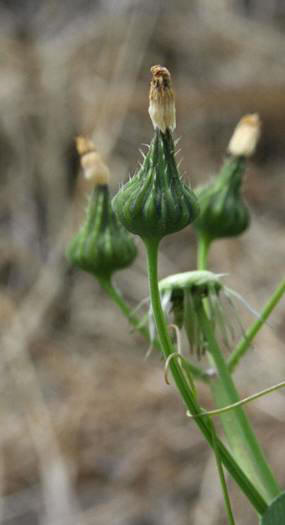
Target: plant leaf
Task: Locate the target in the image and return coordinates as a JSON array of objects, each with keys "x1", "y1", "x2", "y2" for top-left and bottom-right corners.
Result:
[{"x1": 260, "y1": 492, "x2": 285, "y2": 524}]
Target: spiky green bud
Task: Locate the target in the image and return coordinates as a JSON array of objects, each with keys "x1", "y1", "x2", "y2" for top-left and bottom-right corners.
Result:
[
  {"x1": 112, "y1": 66, "x2": 199, "y2": 242},
  {"x1": 67, "y1": 184, "x2": 137, "y2": 280},
  {"x1": 194, "y1": 155, "x2": 250, "y2": 241},
  {"x1": 194, "y1": 114, "x2": 261, "y2": 242},
  {"x1": 112, "y1": 128, "x2": 199, "y2": 241}
]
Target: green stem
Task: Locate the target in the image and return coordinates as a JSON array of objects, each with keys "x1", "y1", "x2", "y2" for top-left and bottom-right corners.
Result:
[
  {"x1": 187, "y1": 380, "x2": 285, "y2": 419},
  {"x1": 197, "y1": 235, "x2": 281, "y2": 501},
  {"x1": 197, "y1": 234, "x2": 211, "y2": 270},
  {"x1": 144, "y1": 238, "x2": 267, "y2": 515},
  {"x1": 210, "y1": 419, "x2": 236, "y2": 525},
  {"x1": 198, "y1": 304, "x2": 280, "y2": 502},
  {"x1": 98, "y1": 276, "x2": 150, "y2": 338},
  {"x1": 228, "y1": 278, "x2": 285, "y2": 372},
  {"x1": 98, "y1": 277, "x2": 209, "y2": 383}
]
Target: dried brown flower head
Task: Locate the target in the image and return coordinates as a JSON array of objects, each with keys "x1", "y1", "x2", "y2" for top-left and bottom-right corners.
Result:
[{"x1": 148, "y1": 65, "x2": 176, "y2": 133}]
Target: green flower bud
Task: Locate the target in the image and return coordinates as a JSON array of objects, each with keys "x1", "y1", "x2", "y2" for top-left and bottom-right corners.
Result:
[
  {"x1": 194, "y1": 114, "x2": 261, "y2": 242},
  {"x1": 194, "y1": 156, "x2": 250, "y2": 241},
  {"x1": 66, "y1": 138, "x2": 137, "y2": 280},
  {"x1": 112, "y1": 66, "x2": 199, "y2": 241}
]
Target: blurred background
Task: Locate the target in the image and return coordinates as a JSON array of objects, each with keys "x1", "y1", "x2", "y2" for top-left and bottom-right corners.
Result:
[{"x1": 0, "y1": 0, "x2": 284, "y2": 523}]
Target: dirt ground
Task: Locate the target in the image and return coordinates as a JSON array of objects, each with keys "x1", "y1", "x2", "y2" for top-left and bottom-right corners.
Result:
[{"x1": 0, "y1": 1, "x2": 284, "y2": 524}]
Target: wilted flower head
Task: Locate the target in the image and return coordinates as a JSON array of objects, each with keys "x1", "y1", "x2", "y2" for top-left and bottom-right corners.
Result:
[
  {"x1": 148, "y1": 65, "x2": 176, "y2": 133},
  {"x1": 147, "y1": 271, "x2": 249, "y2": 359}
]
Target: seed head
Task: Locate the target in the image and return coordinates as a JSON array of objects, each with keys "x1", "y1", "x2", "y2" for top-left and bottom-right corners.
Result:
[
  {"x1": 148, "y1": 65, "x2": 176, "y2": 133},
  {"x1": 227, "y1": 114, "x2": 261, "y2": 158},
  {"x1": 76, "y1": 136, "x2": 110, "y2": 185},
  {"x1": 145, "y1": 271, "x2": 246, "y2": 359}
]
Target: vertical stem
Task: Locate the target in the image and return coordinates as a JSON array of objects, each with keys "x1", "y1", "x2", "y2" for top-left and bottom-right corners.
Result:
[
  {"x1": 196, "y1": 235, "x2": 280, "y2": 501},
  {"x1": 198, "y1": 304, "x2": 280, "y2": 502},
  {"x1": 197, "y1": 234, "x2": 211, "y2": 270},
  {"x1": 143, "y1": 238, "x2": 267, "y2": 514},
  {"x1": 210, "y1": 419, "x2": 236, "y2": 525}
]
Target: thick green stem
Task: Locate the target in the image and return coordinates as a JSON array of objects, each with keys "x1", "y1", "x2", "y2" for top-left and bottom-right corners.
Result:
[
  {"x1": 196, "y1": 235, "x2": 281, "y2": 501},
  {"x1": 228, "y1": 278, "x2": 285, "y2": 372},
  {"x1": 144, "y1": 238, "x2": 267, "y2": 515},
  {"x1": 98, "y1": 277, "x2": 209, "y2": 383},
  {"x1": 198, "y1": 304, "x2": 280, "y2": 502}
]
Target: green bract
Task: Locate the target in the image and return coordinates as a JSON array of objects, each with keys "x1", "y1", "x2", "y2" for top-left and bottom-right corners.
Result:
[
  {"x1": 112, "y1": 129, "x2": 199, "y2": 241},
  {"x1": 194, "y1": 156, "x2": 250, "y2": 241},
  {"x1": 66, "y1": 184, "x2": 137, "y2": 280}
]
